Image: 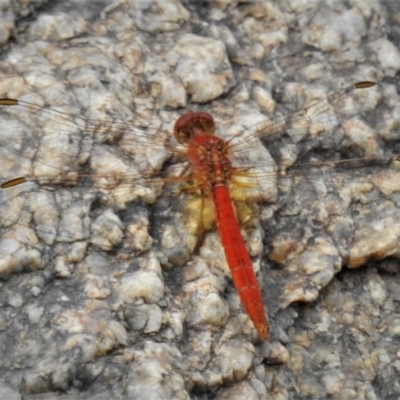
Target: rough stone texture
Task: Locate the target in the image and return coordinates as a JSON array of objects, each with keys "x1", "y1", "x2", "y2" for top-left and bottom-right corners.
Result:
[{"x1": 0, "y1": 0, "x2": 400, "y2": 399}]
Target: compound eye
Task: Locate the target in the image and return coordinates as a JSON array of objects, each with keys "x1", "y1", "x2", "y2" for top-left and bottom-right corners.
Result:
[{"x1": 173, "y1": 110, "x2": 215, "y2": 144}]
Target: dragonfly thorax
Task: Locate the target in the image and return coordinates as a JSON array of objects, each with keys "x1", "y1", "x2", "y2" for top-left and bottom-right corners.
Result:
[{"x1": 186, "y1": 133, "x2": 233, "y2": 188}]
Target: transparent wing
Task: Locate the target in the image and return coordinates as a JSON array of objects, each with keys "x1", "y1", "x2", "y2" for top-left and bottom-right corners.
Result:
[
  {"x1": 1, "y1": 81, "x2": 399, "y2": 249},
  {"x1": 224, "y1": 81, "x2": 400, "y2": 201}
]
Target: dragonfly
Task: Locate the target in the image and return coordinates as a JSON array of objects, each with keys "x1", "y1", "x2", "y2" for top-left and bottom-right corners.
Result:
[{"x1": 0, "y1": 80, "x2": 393, "y2": 340}]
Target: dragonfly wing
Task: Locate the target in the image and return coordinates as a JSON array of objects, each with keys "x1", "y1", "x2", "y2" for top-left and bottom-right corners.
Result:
[{"x1": 0, "y1": 98, "x2": 179, "y2": 250}]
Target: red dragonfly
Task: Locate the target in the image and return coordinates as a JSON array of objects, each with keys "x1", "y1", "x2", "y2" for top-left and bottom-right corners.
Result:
[{"x1": 0, "y1": 81, "x2": 388, "y2": 340}]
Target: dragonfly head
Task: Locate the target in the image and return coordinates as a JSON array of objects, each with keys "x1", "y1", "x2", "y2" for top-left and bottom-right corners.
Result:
[{"x1": 173, "y1": 110, "x2": 215, "y2": 144}]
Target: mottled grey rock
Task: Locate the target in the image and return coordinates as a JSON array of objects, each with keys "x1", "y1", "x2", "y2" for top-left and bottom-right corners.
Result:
[{"x1": 0, "y1": 0, "x2": 399, "y2": 399}]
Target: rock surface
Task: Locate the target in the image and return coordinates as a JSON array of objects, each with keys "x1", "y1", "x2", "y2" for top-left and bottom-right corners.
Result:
[{"x1": 0, "y1": 0, "x2": 400, "y2": 399}]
